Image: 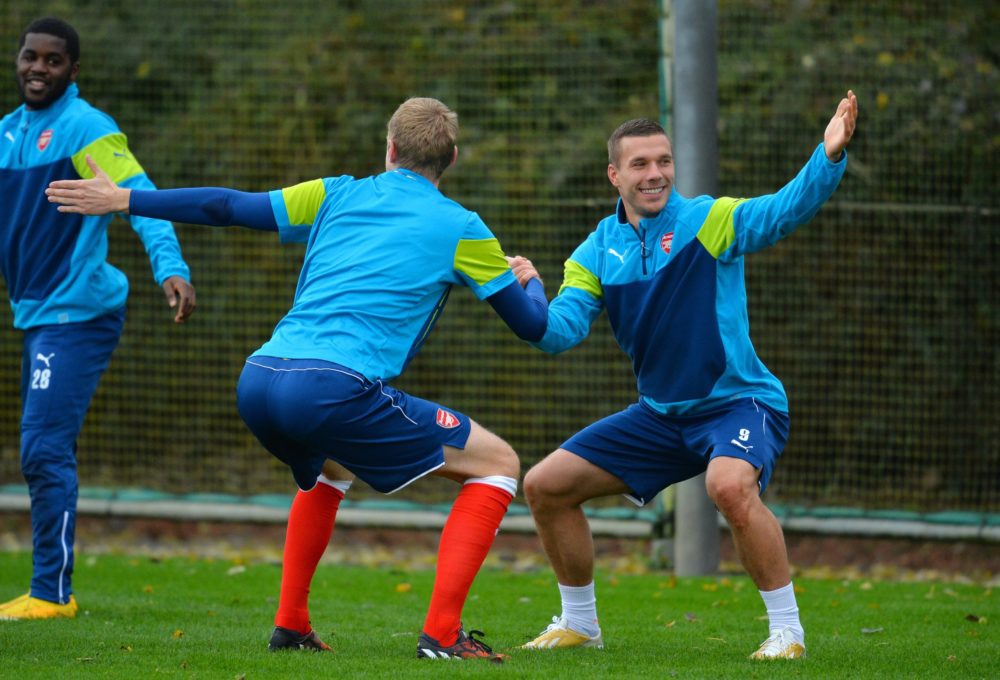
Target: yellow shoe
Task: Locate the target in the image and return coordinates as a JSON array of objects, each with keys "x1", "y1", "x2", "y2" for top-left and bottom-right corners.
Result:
[
  {"x1": 522, "y1": 616, "x2": 604, "y2": 649},
  {"x1": 0, "y1": 595, "x2": 78, "y2": 620},
  {"x1": 749, "y1": 627, "x2": 806, "y2": 659},
  {"x1": 0, "y1": 592, "x2": 31, "y2": 613}
]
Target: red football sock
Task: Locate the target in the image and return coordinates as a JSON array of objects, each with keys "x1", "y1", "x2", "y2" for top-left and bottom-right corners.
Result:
[
  {"x1": 422, "y1": 482, "x2": 513, "y2": 646},
  {"x1": 273, "y1": 482, "x2": 344, "y2": 633}
]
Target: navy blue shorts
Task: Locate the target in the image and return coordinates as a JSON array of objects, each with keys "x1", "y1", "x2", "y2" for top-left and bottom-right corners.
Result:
[
  {"x1": 236, "y1": 356, "x2": 472, "y2": 492},
  {"x1": 561, "y1": 398, "x2": 789, "y2": 506}
]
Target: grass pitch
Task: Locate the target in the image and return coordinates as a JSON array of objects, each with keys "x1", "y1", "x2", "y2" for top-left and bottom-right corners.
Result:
[{"x1": 0, "y1": 551, "x2": 994, "y2": 679}]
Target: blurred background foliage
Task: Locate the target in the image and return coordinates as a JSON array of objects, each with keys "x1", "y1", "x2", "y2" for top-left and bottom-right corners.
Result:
[{"x1": 0, "y1": 0, "x2": 996, "y2": 511}]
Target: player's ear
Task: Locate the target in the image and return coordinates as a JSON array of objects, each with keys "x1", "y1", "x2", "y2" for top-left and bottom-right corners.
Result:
[
  {"x1": 385, "y1": 138, "x2": 398, "y2": 167},
  {"x1": 608, "y1": 163, "x2": 619, "y2": 187},
  {"x1": 450, "y1": 145, "x2": 458, "y2": 167}
]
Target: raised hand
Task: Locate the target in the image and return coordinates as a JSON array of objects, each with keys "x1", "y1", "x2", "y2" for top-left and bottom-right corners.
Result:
[
  {"x1": 46, "y1": 154, "x2": 131, "y2": 214},
  {"x1": 824, "y1": 90, "x2": 858, "y2": 162}
]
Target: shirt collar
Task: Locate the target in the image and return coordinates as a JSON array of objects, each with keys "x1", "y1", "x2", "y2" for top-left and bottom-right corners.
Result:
[{"x1": 614, "y1": 190, "x2": 681, "y2": 230}]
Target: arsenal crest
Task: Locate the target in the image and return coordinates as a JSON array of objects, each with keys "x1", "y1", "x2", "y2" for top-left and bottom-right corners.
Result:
[
  {"x1": 37, "y1": 129, "x2": 53, "y2": 152},
  {"x1": 435, "y1": 408, "x2": 460, "y2": 429},
  {"x1": 660, "y1": 231, "x2": 674, "y2": 255}
]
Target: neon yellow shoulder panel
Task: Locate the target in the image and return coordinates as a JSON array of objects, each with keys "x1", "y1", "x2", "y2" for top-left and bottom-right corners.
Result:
[
  {"x1": 696, "y1": 197, "x2": 747, "y2": 258},
  {"x1": 72, "y1": 133, "x2": 144, "y2": 184},
  {"x1": 279, "y1": 179, "x2": 328, "y2": 226},
  {"x1": 558, "y1": 259, "x2": 602, "y2": 299},
  {"x1": 454, "y1": 238, "x2": 509, "y2": 286}
]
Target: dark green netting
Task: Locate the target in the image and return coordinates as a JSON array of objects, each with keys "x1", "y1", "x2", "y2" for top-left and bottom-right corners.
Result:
[{"x1": 0, "y1": 1, "x2": 996, "y2": 512}]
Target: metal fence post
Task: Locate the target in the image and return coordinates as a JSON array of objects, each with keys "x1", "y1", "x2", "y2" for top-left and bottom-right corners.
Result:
[{"x1": 669, "y1": 0, "x2": 721, "y2": 576}]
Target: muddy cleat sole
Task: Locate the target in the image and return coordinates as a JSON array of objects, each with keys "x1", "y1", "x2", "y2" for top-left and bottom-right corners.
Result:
[
  {"x1": 267, "y1": 625, "x2": 333, "y2": 652},
  {"x1": 523, "y1": 615, "x2": 604, "y2": 649},
  {"x1": 0, "y1": 595, "x2": 78, "y2": 620},
  {"x1": 749, "y1": 627, "x2": 806, "y2": 660},
  {"x1": 416, "y1": 625, "x2": 506, "y2": 663}
]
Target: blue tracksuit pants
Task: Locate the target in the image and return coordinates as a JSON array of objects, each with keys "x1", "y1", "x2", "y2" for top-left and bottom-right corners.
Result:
[{"x1": 20, "y1": 308, "x2": 124, "y2": 603}]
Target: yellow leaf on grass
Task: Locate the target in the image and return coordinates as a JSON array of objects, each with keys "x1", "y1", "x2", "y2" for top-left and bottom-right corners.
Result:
[
  {"x1": 172, "y1": 629, "x2": 185, "y2": 639},
  {"x1": 396, "y1": 582, "x2": 412, "y2": 593}
]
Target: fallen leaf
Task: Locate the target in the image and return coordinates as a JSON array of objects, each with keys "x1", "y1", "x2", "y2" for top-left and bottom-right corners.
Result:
[
  {"x1": 861, "y1": 627, "x2": 884, "y2": 635},
  {"x1": 395, "y1": 582, "x2": 412, "y2": 593},
  {"x1": 227, "y1": 565, "x2": 246, "y2": 576},
  {"x1": 142, "y1": 585, "x2": 154, "y2": 594},
  {"x1": 684, "y1": 612, "x2": 698, "y2": 622},
  {"x1": 172, "y1": 629, "x2": 185, "y2": 639}
]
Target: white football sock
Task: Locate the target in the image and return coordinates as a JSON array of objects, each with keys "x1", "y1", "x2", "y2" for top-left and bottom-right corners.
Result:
[
  {"x1": 317, "y1": 474, "x2": 352, "y2": 495},
  {"x1": 759, "y1": 582, "x2": 804, "y2": 644},
  {"x1": 559, "y1": 582, "x2": 600, "y2": 637}
]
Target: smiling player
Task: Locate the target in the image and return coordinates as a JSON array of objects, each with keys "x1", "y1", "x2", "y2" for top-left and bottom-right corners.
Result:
[
  {"x1": 509, "y1": 91, "x2": 858, "y2": 660},
  {"x1": 0, "y1": 17, "x2": 195, "y2": 621}
]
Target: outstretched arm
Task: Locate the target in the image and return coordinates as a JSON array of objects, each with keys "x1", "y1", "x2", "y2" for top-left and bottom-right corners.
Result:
[
  {"x1": 506, "y1": 254, "x2": 603, "y2": 354},
  {"x1": 722, "y1": 90, "x2": 859, "y2": 256},
  {"x1": 47, "y1": 155, "x2": 278, "y2": 231},
  {"x1": 487, "y1": 258, "x2": 548, "y2": 342},
  {"x1": 487, "y1": 279, "x2": 548, "y2": 342}
]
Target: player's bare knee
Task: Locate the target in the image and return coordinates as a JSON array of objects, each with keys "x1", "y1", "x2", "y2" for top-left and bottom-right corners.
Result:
[
  {"x1": 523, "y1": 463, "x2": 560, "y2": 508},
  {"x1": 706, "y1": 476, "x2": 751, "y2": 524},
  {"x1": 523, "y1": 466, "x2": 541, "y2": 506},
  {"x1": 491, "y1": 441, "x2": 519, "y2": 479}
]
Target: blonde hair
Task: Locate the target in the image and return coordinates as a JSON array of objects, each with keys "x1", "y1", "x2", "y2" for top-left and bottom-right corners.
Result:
[{"x1": 387, "y1": 97, "x2": 458, "y2": 179}]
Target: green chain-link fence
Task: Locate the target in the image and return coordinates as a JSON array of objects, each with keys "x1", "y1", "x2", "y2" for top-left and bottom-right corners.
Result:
[{"x1": 1, "y1": 1, "x2": 996, "y2": 514}]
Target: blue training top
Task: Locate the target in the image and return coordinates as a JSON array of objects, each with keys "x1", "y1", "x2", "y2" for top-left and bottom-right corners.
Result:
[
  {"x1": 0, "y1": 83, "x2": 190, "y2": 329},
  {"x1": 535, "y1": 143, "x2": 846, "y2": 415},
  {"x1": 129, "y1": 168, "x2": 547, "y2": 381}
]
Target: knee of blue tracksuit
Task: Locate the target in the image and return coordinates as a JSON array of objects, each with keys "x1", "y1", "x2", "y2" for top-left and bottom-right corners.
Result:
[{"x1": 20, "y1": 430, "x2": 77, "y2": 484}]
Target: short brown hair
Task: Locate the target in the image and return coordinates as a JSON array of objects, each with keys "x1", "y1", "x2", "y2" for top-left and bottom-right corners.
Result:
[
  {"x1": 387, "y1": 97, "x2": 458, "y2": 179},
  {"x1": 607, "y1": 118, "x2": 667, "y2": 166}
]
